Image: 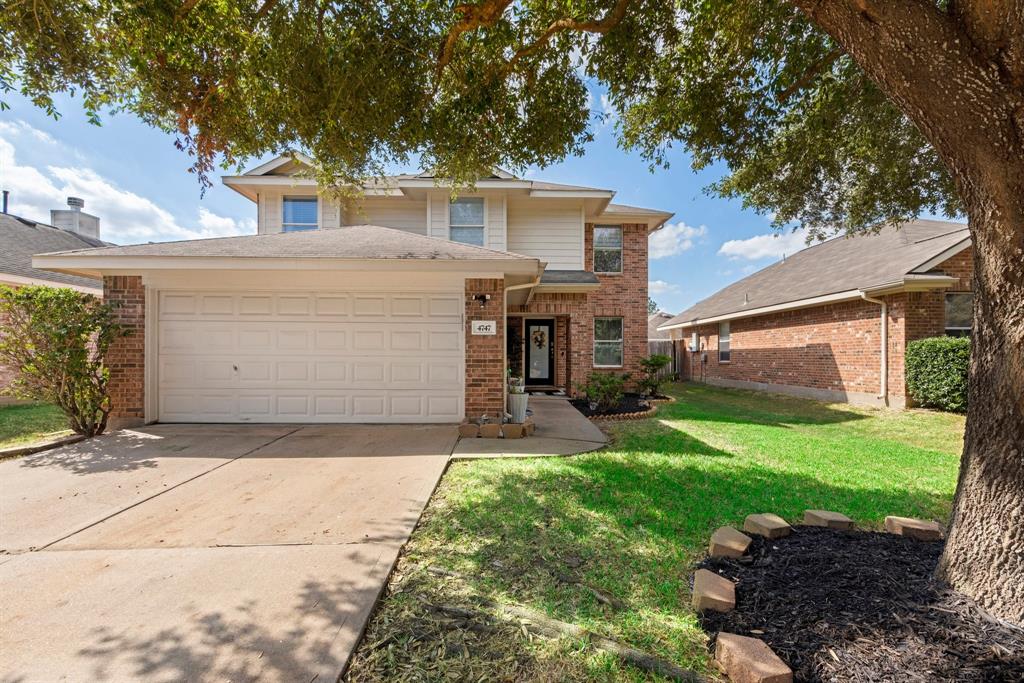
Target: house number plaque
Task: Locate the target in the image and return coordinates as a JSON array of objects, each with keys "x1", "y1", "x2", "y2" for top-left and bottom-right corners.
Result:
[{"x1": 471, "y1": 320, "x2": 497, "y2": 335}]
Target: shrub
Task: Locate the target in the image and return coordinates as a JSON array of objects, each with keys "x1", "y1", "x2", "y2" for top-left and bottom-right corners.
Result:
[
  {"x1": 0, "y1": 285, "x2": 126, "y2": 436},
  {"x1": 638, "y1": 354, "x2": 672, "y2": 397},
  {"x1": 576, "y1": 372, "x2": 631, "y2": 411},
  {"x1": 905, "y1": 336, "x2": 970, "y2": 412}
]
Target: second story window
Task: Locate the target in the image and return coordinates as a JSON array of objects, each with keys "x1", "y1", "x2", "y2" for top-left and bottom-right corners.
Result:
[
  {"x1": 283, "y1": 196, "x2": 318, "y2": 232},
  {"x1": 594, "y1": 225, "x2": 623, "y2": 273},
  {"x1": 449, "y1": 197, "x2": 485, "y2": 246}
]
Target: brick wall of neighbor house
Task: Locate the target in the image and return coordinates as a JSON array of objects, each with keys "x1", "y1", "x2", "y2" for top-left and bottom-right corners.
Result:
[
  {"x1": 675, "y1": 246, "x2": 974, "y2": 407},
  {"x1": 465, "y1": 277, "x2": 505, "y2": 419},
  {"x1": 104, "y1": 276, "x2": 146, "y2": 424}
]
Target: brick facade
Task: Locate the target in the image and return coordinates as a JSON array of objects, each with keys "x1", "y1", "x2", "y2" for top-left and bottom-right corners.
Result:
[
  {"x1": 507, "y1": 223, "x2": 649, "y2": 396},
  {"x1": 677, "y1": 247, "x2": 973, "y2": 407},
  {"x1": 465, "y1": 277, "x2": 505, "y2": 419},
  {"x1": 104, "y1": 275, "x2": 146, "y2": 425}
]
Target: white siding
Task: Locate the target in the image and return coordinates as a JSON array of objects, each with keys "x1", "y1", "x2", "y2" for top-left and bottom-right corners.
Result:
[
  {"x1": 487, "y1": 195, "x2": 506, "y2": 252},
  {"x1": 506, "y1": 197, "x2": 584, "y2": 269},
  {"x1": 428, "y1": 190, "x2": 448, "y2": 239},
  {"x1": 343, "y1": 197, "x2": 427, "y2": 234}
]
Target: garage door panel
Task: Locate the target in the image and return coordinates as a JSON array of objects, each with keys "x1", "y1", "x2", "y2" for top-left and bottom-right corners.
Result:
[{"x1": 158, "y1": 289, "x2": 463, "y2": 423}]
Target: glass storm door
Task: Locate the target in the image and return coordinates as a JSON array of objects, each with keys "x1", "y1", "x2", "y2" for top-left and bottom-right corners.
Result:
[{"x1": 526, "y1": 319, "x2": 555, "y2": 385}]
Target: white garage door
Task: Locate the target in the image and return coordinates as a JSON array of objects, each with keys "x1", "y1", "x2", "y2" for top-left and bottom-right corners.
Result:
[{"x1": 157, "y1": 290, "x2": 464, "y2": 423}]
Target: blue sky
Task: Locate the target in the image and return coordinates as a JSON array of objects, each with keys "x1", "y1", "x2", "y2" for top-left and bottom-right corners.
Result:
[{"x1": 0, "y1": 90, "x2": 811, "y2": 314}]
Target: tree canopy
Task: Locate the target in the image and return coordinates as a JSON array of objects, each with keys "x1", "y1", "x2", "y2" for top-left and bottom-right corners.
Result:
[{"x1": 2, "y1": 0, "x2": 960, "y2": 237}]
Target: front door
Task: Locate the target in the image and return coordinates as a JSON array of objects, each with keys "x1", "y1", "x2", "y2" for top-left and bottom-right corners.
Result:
[{"x1": 525, "y1": 319, "x2": 555, "y2": 386}]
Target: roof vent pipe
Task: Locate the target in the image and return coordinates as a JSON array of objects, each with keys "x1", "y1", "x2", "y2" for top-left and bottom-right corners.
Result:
[{"x1": 2, "y1": 190, "x2": 8, "y2": 214}]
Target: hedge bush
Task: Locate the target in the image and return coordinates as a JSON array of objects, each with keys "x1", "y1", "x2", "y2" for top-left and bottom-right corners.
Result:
[{"x1": 905, "y1": 336, "x2": 970, "y2": 412}]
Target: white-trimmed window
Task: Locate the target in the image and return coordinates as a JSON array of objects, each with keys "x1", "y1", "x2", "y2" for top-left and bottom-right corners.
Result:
[
  {"x1": 945, "y1": 292, "x2": 973, "y2": 337},
  {"x1": 282, "y1": 196, "x2": 318, "y2": 232},
  {"x1": 594, "y1": 225, "x2": 623, "y2": 273},
  {"x1": 718, "y1": 321, "x2": 731, "y2": 363},
  {"x1": 449, "y1": 197, "x2": 485, "y2": 246},
  {"x1": 594, "y1": 317, "x2": 624, "y2": 367}
]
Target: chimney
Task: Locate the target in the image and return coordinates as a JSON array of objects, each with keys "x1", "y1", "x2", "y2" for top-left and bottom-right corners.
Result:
[{"x1": 50, "y1": 196, "x2": 101, "y2": 239}]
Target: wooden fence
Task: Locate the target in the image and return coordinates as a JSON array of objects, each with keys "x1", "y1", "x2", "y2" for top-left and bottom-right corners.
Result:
[{"x1": 647, "y1": 340, "x2": 678, "y2": 380}]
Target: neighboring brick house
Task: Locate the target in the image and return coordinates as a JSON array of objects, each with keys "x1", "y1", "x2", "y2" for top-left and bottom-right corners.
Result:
[
  {"x1": 0, "y1": 203, "x2": 106, "y2": 400},
  {"x1": 33, "y1": 155, "x2": 671, "y2": 425},
  {"x1": 659, "y1": 220, "x2": 972, "y2": 408}
]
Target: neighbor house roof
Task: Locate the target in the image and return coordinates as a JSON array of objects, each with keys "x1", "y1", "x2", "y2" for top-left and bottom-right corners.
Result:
[
  {"x1": 648, "y1": 311, "x2": 674, "y2": 340},
  {"x1": 660, "y1": 219, "x2": 970, "y2": 330},
  {"x1": 33, "y1": 224, "x2": 543, "y2": 279},
  {"x1": 0, "y1": 213, "x2": 107, "y2": 292}
]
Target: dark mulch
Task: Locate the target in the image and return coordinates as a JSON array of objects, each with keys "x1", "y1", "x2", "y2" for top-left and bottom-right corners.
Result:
[
  {"x1": 697, "y1": 526, "x2": 1024, "y2": 682},
  {"x1": 570, "y1": 392, "x2": 666, "y2": 417}
]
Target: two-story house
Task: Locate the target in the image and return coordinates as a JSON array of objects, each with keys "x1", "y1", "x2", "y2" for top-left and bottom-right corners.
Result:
[{"x1": 34, "y1": 155, "x2": 672, "y2": 425}]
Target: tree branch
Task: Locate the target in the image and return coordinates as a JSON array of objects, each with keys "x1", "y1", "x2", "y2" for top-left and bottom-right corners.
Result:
[
  {"x1": 437, "y1": 0, "x2": 515, "y2": 77},
  {"x1": 175, "y1": 0, "x2": 202, "y2": 21},
  {"x1": 776, "y1": 46, "x2": 843, "y2": 103},
  {"x1": 504, "y1": 0, "x2": 635, "y2": 71}
]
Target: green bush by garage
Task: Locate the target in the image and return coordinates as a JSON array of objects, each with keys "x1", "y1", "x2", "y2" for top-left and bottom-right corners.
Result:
[{"x1": 906, "y1": 336, "x2": 970, "y2": 412}]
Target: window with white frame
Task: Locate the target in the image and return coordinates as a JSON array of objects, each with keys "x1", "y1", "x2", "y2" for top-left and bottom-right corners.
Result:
[
  {"x1": 718, "y1": 321, "x2": 731, "y2": 362},
  {"x1": 945, "y1": 292, "x2": 973, "y2": 337},
  {"x1": 449, "y1": 197, "x2": 485, "y2": 246},
  {"x1": 282, "y1": 196, "x2": 318, "y2": 232},
  {"x1": 594, "y1": 225, "x2": 623, "y2": 273},
  {"x1": 594, "y1": 317, "x2": 623, "y2": 367}
]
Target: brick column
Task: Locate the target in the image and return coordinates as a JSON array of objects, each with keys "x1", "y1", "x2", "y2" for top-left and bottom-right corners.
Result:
[
  {"x1": 104, "y1": 275, "x2": 146, "y2": 427},
  {"x1": 465, "y1": 278, "x2": 505, "y2": 420}
]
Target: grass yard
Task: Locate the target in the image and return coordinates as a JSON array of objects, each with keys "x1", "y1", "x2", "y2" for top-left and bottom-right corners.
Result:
[
  {"x1": 0, "y1": 403, "x2": 71, "y2": 450},
  {"x1": 345, "y1": 383, "x2": 965, "y2": 682}
]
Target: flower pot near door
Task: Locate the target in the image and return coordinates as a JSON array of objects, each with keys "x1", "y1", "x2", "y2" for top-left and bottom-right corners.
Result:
[{"x1": 508, "y1": 392, "x2": 529, "y2": 424}]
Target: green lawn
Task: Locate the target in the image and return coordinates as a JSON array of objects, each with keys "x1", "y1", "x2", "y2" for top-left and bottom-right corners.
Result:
[
  {"x1": 0, "y1": 403, "x2": 71, "y2": 450},
  {"x1": 345, "y1": 383, "x2": 965, "y2": 682}
]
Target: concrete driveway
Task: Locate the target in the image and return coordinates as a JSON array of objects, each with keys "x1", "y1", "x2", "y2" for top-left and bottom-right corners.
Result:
[{"x1": 0, "y1": 423, "x2": 456, "y2": 682}]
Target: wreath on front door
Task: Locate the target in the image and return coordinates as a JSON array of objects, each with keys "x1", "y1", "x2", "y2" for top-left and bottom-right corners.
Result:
[{"x1": 531, "y1": 329, "x2": 547, "y2": 350}]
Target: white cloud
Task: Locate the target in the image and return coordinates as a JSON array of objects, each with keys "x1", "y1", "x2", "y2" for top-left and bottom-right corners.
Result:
[
  {"x1": 648, "y1": 279, "x2": 680, "y2": 295},
  {"x1": 649, "y1": 221, "x2": 707, "y2": 259},
  {"x1": 718, "y1": 227, "x2": 810, "y2": 261},
  {"x1": 0, "y1": 121, "x2": 255, "y2": 244}
]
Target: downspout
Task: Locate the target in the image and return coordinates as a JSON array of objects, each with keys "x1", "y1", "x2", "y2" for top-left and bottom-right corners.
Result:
[
  {"x1": 860, "y1": 291, "x2": 888, "y2": 405},
  {"x1": 503, "y1": 276, "x2": 542, "y2": 416}
]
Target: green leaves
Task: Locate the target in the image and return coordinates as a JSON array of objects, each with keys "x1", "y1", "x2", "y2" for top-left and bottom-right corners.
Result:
[
  {"x1": 0, "y1": 285, "x2": 126, "y2": 436},
  {"x1": 905, "y1": 336, "x2": 970, "y2": 413},
  {"x1": 2, "y1": 0, "x2": 962, "y2": 232}
]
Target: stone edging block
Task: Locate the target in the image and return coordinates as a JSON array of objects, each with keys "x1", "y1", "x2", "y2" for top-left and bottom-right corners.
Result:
[
  {"x1": 692, "y1": 568, "x2": 736, "y2": 612},
  {"x1": 709, "y1": 526, "x2": 753, "y2": 558},
  {"x1": 743, "y1": 513, "x2": 792, "y2": 539},
  {"x1": 884, "y1": 515, "x2": 944, "y2": 541},
  {"x1": 804, "y1": 509, "x2": 855, "y2": 530},
  {"x1": 715, "y1": 632, "x2": 793, "y2": 683}
]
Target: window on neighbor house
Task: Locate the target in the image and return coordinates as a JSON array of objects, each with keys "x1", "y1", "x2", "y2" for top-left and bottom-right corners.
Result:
[
  {"x1": 449, "y1": 197, "x2": 485, "y2": 246},
  {"x1": 945, "y1": 292, "x2": 973, "y2": 337},
  {"x1": 594, "y1": 317, "x2": 624, "y2": 367},
  {"x1": 594, "y1": 225, "x2": 623, "y2": 273},
  {"x1": 718, "y1": 321, "x2": 731, "y2": 362},
  {"x1": 282, "y1": 196, "x2": 318, "y2": 232}
]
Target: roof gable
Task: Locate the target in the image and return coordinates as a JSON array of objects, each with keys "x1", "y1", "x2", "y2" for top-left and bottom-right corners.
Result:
[{"x1": 0, "y1": 213, "x2": 106, "y2": 290}]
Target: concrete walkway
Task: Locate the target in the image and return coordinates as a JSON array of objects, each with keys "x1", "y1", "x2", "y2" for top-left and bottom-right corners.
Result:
[
  {"x1": 0, "y1": 424, "x2": 455, "y2": 683},
  {"x1": 451, "y1": 395, "x2": 608, "y2": 459}
]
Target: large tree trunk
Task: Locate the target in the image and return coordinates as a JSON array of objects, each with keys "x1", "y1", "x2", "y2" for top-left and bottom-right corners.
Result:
[{"x1": 788, "y1": 0, "x2": 1024, "y2": 623}]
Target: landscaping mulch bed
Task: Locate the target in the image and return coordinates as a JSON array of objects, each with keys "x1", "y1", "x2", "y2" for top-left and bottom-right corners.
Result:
[
  {"x1": 570, "y1": 392, "x2": 667, "y2": 418},
  {"x1": 698, "y1": 526, "x2": 1024, "y2": 682}
]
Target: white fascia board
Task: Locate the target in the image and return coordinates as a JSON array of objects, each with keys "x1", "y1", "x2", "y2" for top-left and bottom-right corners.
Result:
[
  {"x1": 909, "y1": 237, "x2": 972, "y2": 273},
  {"x1": 534, "y1": 282, "x2": 601, "y2": 293},
  {"x1": 396, "y1": 178, "x2": 533, "y2": 190},
  {"x1": 223, "y1": 176, "x2": 318, "y2": 187},
  {"x1": 861, "y1": 275, "x2": 958, "y2": 296},
  {"x1": 530, "y1": 189, "x2": 614, "y2": 199},
  {"x1": 657, "y1": 289, "x2": 865, "y2": 331},
  {"x1": 591, "y1": 211, "x2": 675, "y2": 232},
  {"x1": 33, "y1": 254, "x2": 541, "y2": 279}
]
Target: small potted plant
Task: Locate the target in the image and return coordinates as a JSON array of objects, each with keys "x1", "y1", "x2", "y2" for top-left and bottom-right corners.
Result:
[{"x1": 507, "y1": 376, "x2": 529, "y2": 423}]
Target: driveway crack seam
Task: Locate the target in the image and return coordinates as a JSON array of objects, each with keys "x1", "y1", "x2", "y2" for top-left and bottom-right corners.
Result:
[{"x1": 34, "y1": 426, "x2": 304, "y2": 552}]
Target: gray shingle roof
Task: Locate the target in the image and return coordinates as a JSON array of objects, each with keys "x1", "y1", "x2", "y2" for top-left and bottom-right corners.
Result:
[
  {"x1": 662, "y1": 219, "x2": 969, "y2": 328},
  {"x1": 39, "y1": 224, "x2": 538, "y2": 262},
  {"x1": 0, "y1": 213, "x2": 106, "y2": 289},
  {"x1": 601, "y1": 203, "x2": 674, "y2": 218},
  {"x1": 539, "y1": 270, "x2": 600, "y2": 285},
  {"x1": 648, "y1": 312, "x2": 674, "y2": 339}
]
